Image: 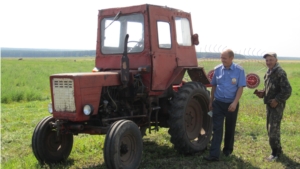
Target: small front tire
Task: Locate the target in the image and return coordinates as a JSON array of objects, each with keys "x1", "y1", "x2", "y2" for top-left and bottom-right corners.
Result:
[
  {"x1": 104, "y1": 120, "x2": 143, "y2": 169},
  {"x1": 32, "y1": 116, "x2": 73, "y2": 164}
]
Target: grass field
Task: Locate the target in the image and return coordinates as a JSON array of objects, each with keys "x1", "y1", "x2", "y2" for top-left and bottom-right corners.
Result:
[{"x1": 1, "y1": 57, "x2": 300, "y2": 169}]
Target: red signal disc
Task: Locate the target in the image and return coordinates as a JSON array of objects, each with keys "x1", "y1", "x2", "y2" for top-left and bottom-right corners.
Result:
[{"x1": 246, "y1": 73, "x2": 260, "y2": 88}]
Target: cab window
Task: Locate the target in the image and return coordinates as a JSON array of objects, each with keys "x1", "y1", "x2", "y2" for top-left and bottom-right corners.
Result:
[
  {"x1": 175, "y1": 17, "x2": 191, "y2": 46},
  {"x1": 157, "y1": 21, "x2": 171, "y2": 49}
]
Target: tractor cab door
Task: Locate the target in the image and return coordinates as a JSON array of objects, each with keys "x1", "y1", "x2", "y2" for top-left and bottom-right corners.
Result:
[{"x1": 148, "y1": 5, "x2": 177, "y2": 91}]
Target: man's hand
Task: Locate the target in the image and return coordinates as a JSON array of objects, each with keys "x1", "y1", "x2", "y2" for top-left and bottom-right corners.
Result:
[
  {"x1": 209, "y1": 101, "x2": 213, "y2": 111},
  {"x1": 228, "y1": 102, "x2": 237, "y2": 112},
  {"x1": 254, "y1": 89, "x2": 265, "y2": 98},
  {"x1": 269, "y1": 99, "x2": 278, "y2": 108}
]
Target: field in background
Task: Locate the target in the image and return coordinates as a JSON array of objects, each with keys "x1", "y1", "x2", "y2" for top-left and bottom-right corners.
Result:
[
  {"x1": 1, "y1": 57, "x2": 300, "y2": 168},
  {"x1": 1, "y1": 57, "x2": 95, "y2": 103}
]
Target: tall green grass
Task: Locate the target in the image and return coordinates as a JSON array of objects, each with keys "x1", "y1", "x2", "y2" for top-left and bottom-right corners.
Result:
[
  {"x1": 1, "y1": 58, "x2": 94, "y2": 103},
  {"x1": 1, "y1": 58, "x2": 300, "y2": 168}
]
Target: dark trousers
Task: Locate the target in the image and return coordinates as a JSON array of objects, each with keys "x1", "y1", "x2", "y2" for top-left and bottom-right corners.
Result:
[
  {"x1": 266, "y1": 103, "x2": 285, "y2": 156},
  {"x1": 209, "y1": 100, "x2": 239, "y2": 158}
]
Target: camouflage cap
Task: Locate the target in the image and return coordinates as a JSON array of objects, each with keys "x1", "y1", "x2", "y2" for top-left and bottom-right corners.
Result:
[{"x1": 263, "y1": 52, "x2": 277, "y2": 59}]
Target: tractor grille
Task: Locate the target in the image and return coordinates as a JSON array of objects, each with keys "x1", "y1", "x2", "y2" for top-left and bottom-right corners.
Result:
[{"x1": 52, "y1": 78, "x2": 76, "y2": 112}]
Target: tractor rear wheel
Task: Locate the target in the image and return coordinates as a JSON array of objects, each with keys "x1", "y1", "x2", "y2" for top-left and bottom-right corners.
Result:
[
  {"x1": 168, "y1": 82, "x2": 212, "y2": 154},
  {"x1": 104, "y1": 120, "x2": 143, "y2": 169},
  {"x1": 32, "y1": 116, "x2": 73, "y2": 164}
]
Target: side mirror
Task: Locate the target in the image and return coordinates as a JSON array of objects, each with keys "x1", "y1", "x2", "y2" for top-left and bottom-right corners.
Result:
[{"x1": 192, "y1": 34, "x2": 199, "y2": 45}]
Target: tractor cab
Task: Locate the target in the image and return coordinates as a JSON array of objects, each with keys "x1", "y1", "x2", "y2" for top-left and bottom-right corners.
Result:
[{"x1": 95, "y1": 4, "x2": 208, "y2": 92}]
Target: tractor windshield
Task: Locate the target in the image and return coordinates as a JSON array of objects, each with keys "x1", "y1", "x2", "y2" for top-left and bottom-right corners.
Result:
[{"x1": 101, "y1": 13, "x2": 144, "y2": 54}]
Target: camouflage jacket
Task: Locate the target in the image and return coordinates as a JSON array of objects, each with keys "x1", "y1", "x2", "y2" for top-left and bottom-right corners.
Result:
[{"x1": 263, "y1": 63, "x2": 292, "y2": 104}]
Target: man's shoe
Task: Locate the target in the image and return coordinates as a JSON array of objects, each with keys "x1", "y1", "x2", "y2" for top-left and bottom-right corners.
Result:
[
  {"x1": 203, "y1": 156, "x2": 219, "y2": 161},
  {"x1": 222, "y1": 149, "x2": 232, "y2": 157},
  {"x1": 223, "y1": 152, "x2": 231, "y2": 157},
  {"x1": 266, "y1": 155, "x2": 278, "y2": 162}
]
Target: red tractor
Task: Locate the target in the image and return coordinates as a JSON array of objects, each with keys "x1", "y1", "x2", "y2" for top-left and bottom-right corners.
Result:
[{"x1": 32, "y1": 4, "x2": 212, "y2": 169}]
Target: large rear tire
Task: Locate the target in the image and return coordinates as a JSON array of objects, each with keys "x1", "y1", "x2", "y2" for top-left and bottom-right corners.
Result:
[
  {"x1": 104, "y1": 120, "x2": 143, "y2": 169},
  {"x1": 168, "y1": 82, "x2": 212, "y2": 154},
  {"x1": 32, "y1": 116, "x2": 73, "y2": 164}
]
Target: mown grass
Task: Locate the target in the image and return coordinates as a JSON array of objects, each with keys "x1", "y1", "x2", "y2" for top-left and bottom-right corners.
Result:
[{"x1": 1, "y1": 58, "x2": 300, "y2": 168}]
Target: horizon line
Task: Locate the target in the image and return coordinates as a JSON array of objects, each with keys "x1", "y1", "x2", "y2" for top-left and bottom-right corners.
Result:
[{"x1": 1, "y1": 47, "x2": 299, "y2": 58}]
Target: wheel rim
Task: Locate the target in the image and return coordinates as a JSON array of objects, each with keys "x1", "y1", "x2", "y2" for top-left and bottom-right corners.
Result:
[
  {"x1": 46, "y1": 131, "x2": 64, "y2": 154},
  {"x1": 120, "y1": 134, "x2": 136, "y2": 165},
  {"x1": 32, "y1": 116, "x2": 73, "y2": 164},
  {"x1": 185, "y1": 98, "x2": 203, "y2": 140},
  {"x1": 44, "y1": 126, "x2": 72, "y2": 159}
]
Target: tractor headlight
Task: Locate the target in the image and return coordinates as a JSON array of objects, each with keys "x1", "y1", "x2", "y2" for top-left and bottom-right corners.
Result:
[
  {"x1": 48, "y1": 103, "x2": 53, "y2": 114},
  {"x1": 83, "y1": 104, "x2": 93, "y2": 116}
]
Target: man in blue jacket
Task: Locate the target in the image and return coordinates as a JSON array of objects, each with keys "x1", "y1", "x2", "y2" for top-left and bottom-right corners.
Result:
[{"x1": 204, "y1": 49, "x2": 246, "y2": 161}]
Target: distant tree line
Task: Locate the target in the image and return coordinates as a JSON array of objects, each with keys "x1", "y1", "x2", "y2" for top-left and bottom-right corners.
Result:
[
  {"x1": 196, "y1": 52, "x2": 300, "y2": 60},
  {"x1": 2, "y1": 48, "x2": 245, "y2": 59},
  {"x1": 2, "y1": 48, "x2": 297, "y2": 60},
  {"x1": 1, "y1": 48, "x2": 95, "y2": 57},
  {"x1": 197, "y1": 52, "x2": 247, "y2": 59}
]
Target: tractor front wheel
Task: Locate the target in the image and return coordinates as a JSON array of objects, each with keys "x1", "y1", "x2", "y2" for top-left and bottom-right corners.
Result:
[
  {"x1": 104, "y1": 120, "x2": 143, "y2": 169},
  {"x1": 32, "y1": 116, "x2": 73, "y2": 164}
]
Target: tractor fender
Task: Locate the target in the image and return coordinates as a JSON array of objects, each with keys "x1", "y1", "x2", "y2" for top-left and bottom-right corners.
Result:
[
  {"x1": 186, "y1": 67, "x2": 211, "y2": 86},
  {"x1": 166, "y1": 67, "x2": 211, "y2": 90}
]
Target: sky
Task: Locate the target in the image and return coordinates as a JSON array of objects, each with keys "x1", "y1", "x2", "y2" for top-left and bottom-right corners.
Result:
[{"x1": 1, "y1": 0, "x2": 300, "y2": 57}]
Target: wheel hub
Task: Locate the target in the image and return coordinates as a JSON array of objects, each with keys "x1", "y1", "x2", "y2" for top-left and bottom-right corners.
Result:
[
  {"x1": 185, "y1": 99, "x2": 202, "y2": 140},
  {"x1": 185, "y1": 111, "x2": 194, "y2": 127},
  {"x1": 120, "y1": 142, "x2": 128, "y2": 155}
]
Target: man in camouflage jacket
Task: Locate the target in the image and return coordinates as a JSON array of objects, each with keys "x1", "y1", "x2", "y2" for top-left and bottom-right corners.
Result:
[{"x1": 255, "y1": 52, "x2": 292, "y2": 161}]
